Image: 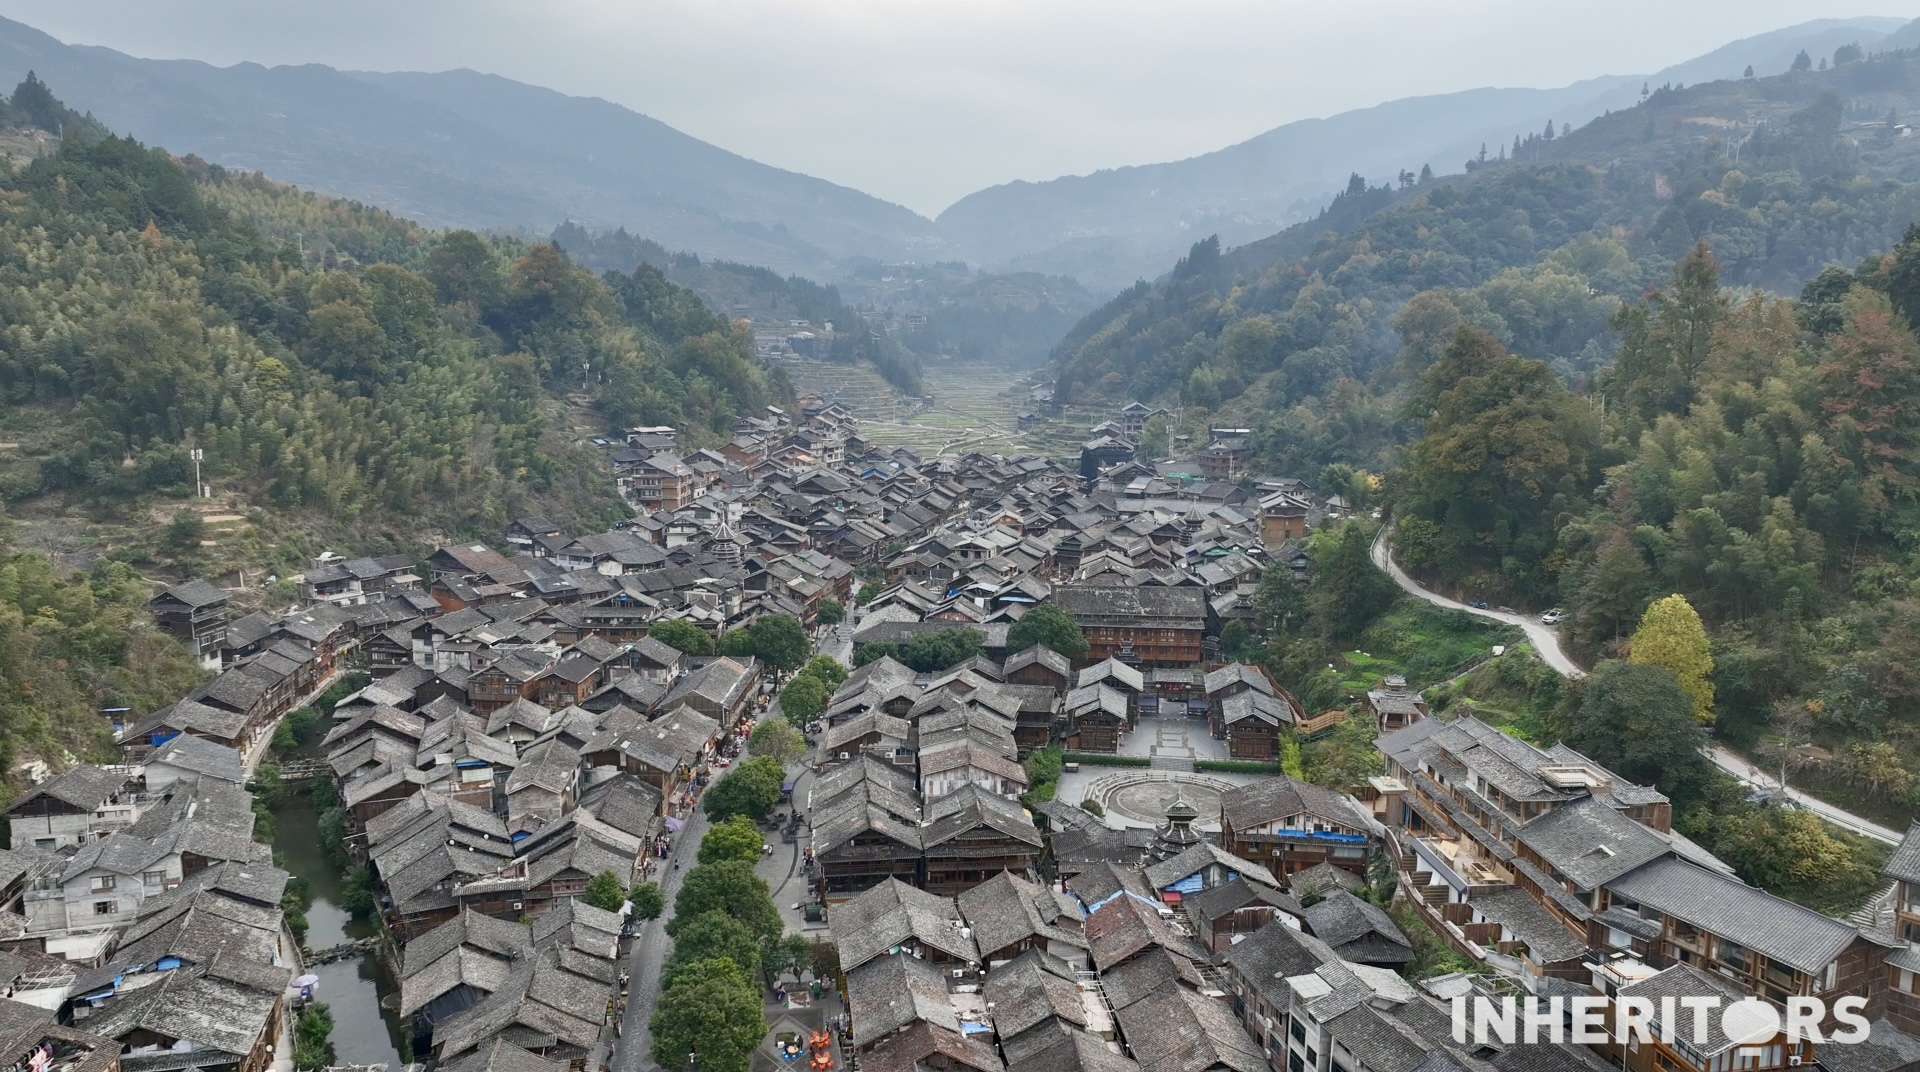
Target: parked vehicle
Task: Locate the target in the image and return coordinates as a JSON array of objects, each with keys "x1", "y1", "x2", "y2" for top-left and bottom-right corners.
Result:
[
  {"x1": 1467, "y1": 599, "x2": 1488, "y2": 610},
  {"x1": 1540, "y1": 608, "x2": 1567, "y2": 625}
]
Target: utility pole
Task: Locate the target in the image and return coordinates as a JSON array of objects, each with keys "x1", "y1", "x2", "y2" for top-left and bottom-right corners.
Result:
[{"x1": 190, "y1": 447, "x2": 204, "y2": 498}]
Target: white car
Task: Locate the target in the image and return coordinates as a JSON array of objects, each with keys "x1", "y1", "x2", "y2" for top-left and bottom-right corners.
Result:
[{"x1": 1540, "y1": 609, "x2": 1567, "y2": 625}]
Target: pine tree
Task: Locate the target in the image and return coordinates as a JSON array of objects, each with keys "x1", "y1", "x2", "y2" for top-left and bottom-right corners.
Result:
[
  {"x1": 1628, "y1": 595, "x2": 1715, "y2": 723},
  {"x1": 1418, "y1": 163, "x2": 1433, "y2": 184},
  {"x1": 1790, "y1": 50, "x2": 1812, "y2": 73},
  {"x1": 1743, "y1": 65, "x2": 1754, "y2": 78}
]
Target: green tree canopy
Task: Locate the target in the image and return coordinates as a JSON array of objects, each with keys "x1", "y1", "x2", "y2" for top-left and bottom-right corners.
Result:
[
  {"x1": 1006, "y1": 604, "x2": 1089, "y2": 660},
  {"x1": 816, "y1": 600, "x2": 845, "y2": 625},
  {"x1": 747, "y1": 718, "x2": 809, "y2": 765},
  {"x1": 1306, "y1": 523, "x2": 1397, "y2": 641},
  {"x1": 662, "y1": 911, "x2": 762, "y2": 990},
  {"x1": 778, "y1": 674, "x2": 829, "y2": 725},
  {"x1": 649, "y1": 957, "x2": 766, "y2": 1072},
  {"x1": 1397, "y1": 327, "x2": 1602, "y2": 601},
  {"x1": 1628, "y1": 594, "x2": 1715, "y2": 723},
  {"x1": 581, "y1": 870, "x2": 626, "y2": 913},
  {"x1": 799, "y1": 654, "x2": 849, "y2": 689},
  {"x1": 648, "y1": 620, "x2": 714, "y2": 656},
  {"x1": 669, "y1": 860, "x2": 783, "y2": 945},
  {"x1": 702, "y1": 755, "x2": 786, "y2": 822},
  {"x1": 1560, "y1": 661, "x2": 1712, "y2": 805},
  {"x1": 724, "y1": 615, "x2": 809, "y2": 673},
  {"x1": 629, "y1": 881, "x2": 665, "y2": 921},
  {"x1": 698, "y1": 816, "x2": 766, "y2": 866}
]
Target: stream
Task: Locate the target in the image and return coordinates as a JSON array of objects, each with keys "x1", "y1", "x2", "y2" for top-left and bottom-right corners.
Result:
[{"x1": 273, "y1": 789, "x2": 410, "y2": 1068}]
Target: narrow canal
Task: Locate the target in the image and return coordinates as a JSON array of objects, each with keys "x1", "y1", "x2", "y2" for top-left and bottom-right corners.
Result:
[{"x1": 273, "y1": 787, "x2": 410, "y2": 1068}]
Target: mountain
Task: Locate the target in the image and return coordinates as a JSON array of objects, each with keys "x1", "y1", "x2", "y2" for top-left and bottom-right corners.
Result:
[
  {"x1": 0, "y1": 16, "x2": 948, "y2": 277},
  {"x1": 938, "y1": 16, "x2": 1913, "y2": 292},
  {"x1": 1051, "y1": 50, "x2": 1920, "y2": 418}
]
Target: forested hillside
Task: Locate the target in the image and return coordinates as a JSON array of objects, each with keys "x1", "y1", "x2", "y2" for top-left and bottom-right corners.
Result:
[
  {"x1": 1054, "y1": 49, "x2": 1920, "y2": 832},
  {"x1": 1052, "y1": 52, "x2": 1920, "y2": 474},
  {"x1": 0, "y1": 78, "x2": 789, "y2": 558}
]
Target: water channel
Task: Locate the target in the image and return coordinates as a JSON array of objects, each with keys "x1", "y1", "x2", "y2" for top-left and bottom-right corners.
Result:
[{"x1": 272, "y1": 788, "x2": 410, "y2": 1068}]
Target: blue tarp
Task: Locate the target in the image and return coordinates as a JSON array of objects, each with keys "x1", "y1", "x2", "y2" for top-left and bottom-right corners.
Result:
[{"x1": 1167, "y1": 874, "x2": 1205, "y2": 894}]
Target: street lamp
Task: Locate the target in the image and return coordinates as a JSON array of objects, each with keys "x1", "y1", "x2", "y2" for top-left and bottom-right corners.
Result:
[{"x1": 189, "y1": 447, "x2": 204, "y2": 498}]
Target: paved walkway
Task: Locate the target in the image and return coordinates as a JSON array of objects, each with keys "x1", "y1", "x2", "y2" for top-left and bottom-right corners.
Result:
[
  {"x1": 1371, "y1": 527, "x2": 1901, "y2": 846},
  {"x1": 612, "y1": 806, "x2": 710, "y2": 1072}
]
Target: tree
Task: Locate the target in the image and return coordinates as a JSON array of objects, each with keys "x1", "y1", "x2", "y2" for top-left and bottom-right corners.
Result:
[
  {"x1": 1139, "y1": 415, "x2": 1170, "y2": 460},
  {"x1": 1006, "y1": 604, "x2": 1089, "y2": 660},
  {"x1": 1706, "y1": 805, "x2": 1876, "y2": 912},
  {"x1": 765, "y1": 932, "x2": 814, "y2": 984},
  {"x1": 1418, "y1": 164, "x2": 1433, "y2": 184},
  {"x1": 809, "y1": 939, "x2": 841, "y2": 983},
  {"x1": 1560, "y1": 661, "x2": 1711, "y2": 805},
  {"x1": 1399, "y1": 328, "x2": 1602, "y2": 600},
  {"x1": 1306, "y1": 523, "x2": 1396, "y2": 641},
  {"x1": 662, "y1": 911, "x2": 762, "y2": 989},
  {"x1": 1252, "y1": 566, "x2": 1306, "y2": 639},
  {"x1": 292, "y1": 1003, "x2": 336, "y2": 1071},
  {"x1": 748, "y1": 718, "x2": 809, "y2": 765},
  {"x1": 670, "y1": 860, "x2": 783, "y2": 945},
  {"x1": 649, "y1": 958, "x2": 766, "y2": 1072},
  {"x1": 649, "y1": 619, "x2": 714, "y2": 656},
  {"x1": 893, "y1": 628, "x2": 983, "y2": 672},
  {"x1": 856, "y1": 582, "x2": 882, "y2": 606},
  {"x1": 799, "y1": 654, "x2": 848, "y2": 690},
  {"x1": 163, "y1": 510, "x2": 206, "y2": 555},
  {"x1": 779, "y1": 674, "x2": 829, "y2": 725},
  {"x1": 1790, "y1": 49, "x2": 1812, "y2": 73},
  {"x1": 630, "y1": 881, "x2": 665, "y2": 921},
  {"x1": 424, "y1": 230, "x2": 505, "y2": 309},
  {"x1": 725, "y1": 615, "x2": 809, "y2": 673},
  {"x1": 1628, "y1": 595, "x2": 1715, "y2": 723},
  {"x1": 1835, "y1": 43, "x2": 1863, "y2": 66},
  {"x1": 1607, "y1": 243, "x2": 1728, "y2": 422},
  {"x1": 816, "y1": 600, "x2": 845, "y2": 625},
  {"x1": 699, "y1": 815, "x2": 766, "y2": 865},
  {"x1": 1304, "y1": 713, "x2": 1380, "y2": 791},
  {"x1": 1818, "y1": 288, "x2": 1920, "y2": 511},
  {"x1": 702, "y1": 756, "x2": 786, "y2": 822},
  {"x1": 581, "y1": 870, "x2": 626, "y2": 913},
  {"x1": 1743, "y1": 65, "x2": 1754, "y2": 78}
]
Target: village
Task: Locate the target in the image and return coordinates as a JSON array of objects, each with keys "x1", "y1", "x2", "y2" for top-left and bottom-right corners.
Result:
[{"x1": 0, "y1": 390, "x2": 1914, "y2": 1072}]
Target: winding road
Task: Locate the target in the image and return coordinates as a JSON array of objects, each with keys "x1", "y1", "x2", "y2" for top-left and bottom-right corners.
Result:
[{"x1": 1370, "y1": 529, "x2": 1902, "y2": 846}]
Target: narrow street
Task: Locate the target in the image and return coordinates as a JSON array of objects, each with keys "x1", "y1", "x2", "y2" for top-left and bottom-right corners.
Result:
[
  {"x1": 611, "y1": 612, "x2": 851, "y2": 1071},
  {"x1": 1370, "y1": 527, "x2": 1901, "y2": 846},
  {"x1": 612, "y1": 806, "x2": 710, "y2": 1072}
]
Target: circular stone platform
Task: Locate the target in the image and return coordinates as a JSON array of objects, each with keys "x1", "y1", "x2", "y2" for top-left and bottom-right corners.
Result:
[{"x1": 1083, "y1": 771, "x2": 1242, "y2": 830}]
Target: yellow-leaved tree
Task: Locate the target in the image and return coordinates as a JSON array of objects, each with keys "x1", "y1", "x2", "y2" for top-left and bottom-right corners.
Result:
[{"x1": 1628, "y1": 594, "x2": 1714, "y2": 723}]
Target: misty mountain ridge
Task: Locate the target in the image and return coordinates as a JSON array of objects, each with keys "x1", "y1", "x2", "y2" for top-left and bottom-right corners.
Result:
[
  {"x1": 0, "y1": 11, "x2": 1910, "y2": 299},
  {"x1": 940, "y1": 15, "x2": 1916, "y2": 291}
]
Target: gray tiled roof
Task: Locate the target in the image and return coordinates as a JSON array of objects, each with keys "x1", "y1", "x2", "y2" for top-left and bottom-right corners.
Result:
[
  {"x1": 1112, "y1": 986, "x2": 1264, "y2": 1072},
  {"x1": 1604, "y1": 856, "x2": 1860, "y2": 974},
  {"x1": 1513, "y1": 796, "x2": 1672, "y2": 890},
  {"x1": 1303, "y1": 890, "x2": 1412, "y2": 965},
  {"x1": 829, "y1": 878, "x2": 977, "y2": 971},
  {"x1": 1885, "y1": 823, "x2": 1920, "y2": 885}
]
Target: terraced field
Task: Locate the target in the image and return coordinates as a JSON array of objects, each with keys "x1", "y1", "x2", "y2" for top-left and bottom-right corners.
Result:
[{"x1": 779, "y1": 358, "x2": 1096, "y2": 460}]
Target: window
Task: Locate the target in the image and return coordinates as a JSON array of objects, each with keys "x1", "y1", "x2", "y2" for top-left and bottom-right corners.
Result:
[
  {"x1": 92, "y1": 901, "x2": 118, "y2": 916},
  {"x1": 143, "y1": 871, "x2": 168, "y2": 889},
  {"x1": 90, "y1": 876, "x2": 116, "y2": 892}
]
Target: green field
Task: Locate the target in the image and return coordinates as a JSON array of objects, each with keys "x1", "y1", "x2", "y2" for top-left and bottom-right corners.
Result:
[{"x1": 780, "y1": 358, "x2": 1097, "y2": 459}]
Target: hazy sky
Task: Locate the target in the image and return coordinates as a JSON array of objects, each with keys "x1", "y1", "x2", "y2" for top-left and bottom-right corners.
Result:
[{"x1": 0, "y1": 0, "x2": 1910, "y2": 215}]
